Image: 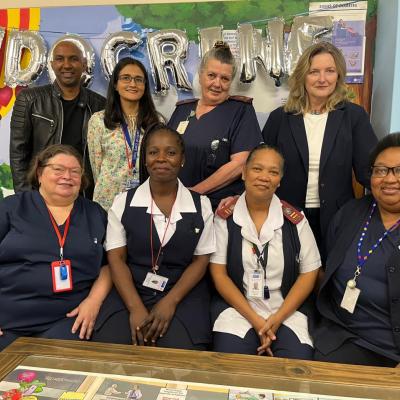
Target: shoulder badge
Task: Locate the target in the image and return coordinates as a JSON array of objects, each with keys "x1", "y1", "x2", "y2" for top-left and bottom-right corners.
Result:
[
  {"x1": 175, "y1": 98, "x2": 198, "y2": 106},
  {"x1": 216, "y1": 196, "x2": 239, "y2": 219},
  {"x1": 229, "y1": 95, "x2": 253, "y2": 104},
  {"x1": 280, "y1": 200, "x2": 304, "y2": 224}
]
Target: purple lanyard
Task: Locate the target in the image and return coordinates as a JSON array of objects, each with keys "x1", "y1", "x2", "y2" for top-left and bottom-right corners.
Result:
[{"x1": 121, "y1": 121, "x2": 141, "y2": 173}]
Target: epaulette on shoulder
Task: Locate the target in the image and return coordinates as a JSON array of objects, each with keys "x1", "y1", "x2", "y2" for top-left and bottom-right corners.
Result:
[
  {"x1": 175, "y1": 98, "x2": 198, "y2": 106},
  {"x1": 229, "y1": 95, "x2": 253, "y2": 104},
  {"x1": 216, "y1": 196, "x2": 239, "y2": 219},
  {"x1": 281, "y1": 200, "x2": 304, "y2": 224}
]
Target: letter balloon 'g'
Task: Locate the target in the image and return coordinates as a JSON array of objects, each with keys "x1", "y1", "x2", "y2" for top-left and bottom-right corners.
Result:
[{"x1": 101, "y1": 31, "x2": 142, "y2": 79}]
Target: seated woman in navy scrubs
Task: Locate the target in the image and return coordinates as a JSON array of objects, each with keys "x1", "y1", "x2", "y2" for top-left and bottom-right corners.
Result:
[
  {"x1": 106, "y1": 124, "x2": 215, "y2": 349},
  {"x1": 210, "y1": 144, "x2": 320, "y2": 359},
  {"x1": 0, "y1": 144, "x2": 124, "y2": 351},
  {"x1": 168, "y1": 42, "x2": 262, "y2": 210},
  {"x1": 313, "y1": 133, "x2": 400, "y2": 367}
]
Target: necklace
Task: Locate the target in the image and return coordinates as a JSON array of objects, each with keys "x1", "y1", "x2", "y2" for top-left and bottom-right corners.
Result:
[{"x1": 310, "y1": 110, "x2": 322, "y2": 115}]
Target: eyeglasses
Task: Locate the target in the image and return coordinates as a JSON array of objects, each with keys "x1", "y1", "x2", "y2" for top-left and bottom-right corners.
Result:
[
  {"x1": 371, "y1": 165, "x2": 400, "y2": 178},
  {"x1": 118, "y1": 74, "x2": 145, "y2": 85},
  {"x1": 44, "y1": 163, "x2": 83, "y2": 178}
]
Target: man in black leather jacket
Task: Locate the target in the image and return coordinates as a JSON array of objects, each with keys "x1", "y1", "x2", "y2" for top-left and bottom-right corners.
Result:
[{"x1": 10, "y1": 40, "x2": 105, "y2": 198}]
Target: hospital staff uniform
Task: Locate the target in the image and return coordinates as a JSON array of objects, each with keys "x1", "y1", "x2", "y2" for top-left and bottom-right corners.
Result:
[
  {"x1": 211, "y1": 193, "x2": 320, "y2": 359},
  {"x1": 0, "y1": 190, "x2": 124, "y2": 350},
  {"x1": 106, "y1": 178, "x2": 215, "y2": 349},
  {"x1": 168, "y1": 97, "x2": 262, "y2": 209}
]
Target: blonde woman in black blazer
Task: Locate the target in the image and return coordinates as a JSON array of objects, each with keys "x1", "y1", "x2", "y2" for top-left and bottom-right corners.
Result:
[{"x1": 262, "y1": 42, "x2": 377, "y2": 259}]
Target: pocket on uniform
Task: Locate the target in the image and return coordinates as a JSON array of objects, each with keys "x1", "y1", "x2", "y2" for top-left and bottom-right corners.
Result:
[{"x1": 206, "y1": 138, "x2": 230, "y2": 171}]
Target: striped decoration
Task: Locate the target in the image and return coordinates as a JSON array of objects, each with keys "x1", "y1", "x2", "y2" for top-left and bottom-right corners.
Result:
[{"x1": 0, "y1": 8, "x2": 41, "y2": 118}]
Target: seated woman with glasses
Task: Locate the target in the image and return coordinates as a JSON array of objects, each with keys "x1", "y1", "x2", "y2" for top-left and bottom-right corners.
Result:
[
  {"x1": 313, "y1": 133, "x2": 400, "y2": 367},
  {"x1": 0, "y1": 144, "x2": 125, "y2": 350},
  {"x1": 88, "y1": 58, "x2": 161, "y2": 211}
]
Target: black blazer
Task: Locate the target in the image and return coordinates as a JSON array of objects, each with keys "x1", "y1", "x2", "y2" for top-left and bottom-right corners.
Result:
[
  {"x1": 312, "y1": 196, "x2": 400, "y2": 355},
  {"x1": 262, "y1": 101, "x2": 377, "y2": 239}
]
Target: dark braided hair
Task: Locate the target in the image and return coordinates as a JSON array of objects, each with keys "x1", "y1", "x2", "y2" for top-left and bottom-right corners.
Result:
[{"x1": 139, "y1": 123, "x2": 185, "y2": 184}]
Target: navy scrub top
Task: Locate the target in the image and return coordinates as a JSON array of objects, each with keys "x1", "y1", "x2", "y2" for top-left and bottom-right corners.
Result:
[
  {"x1": 331, "y1": 210, "x2": 400, "y2": 361},
  {"x1": 0, "y1": 191, "x2": 108, "y2": 332},
  {"x1": 168, "y1": 97, "x2": 262, "y2": 208}
]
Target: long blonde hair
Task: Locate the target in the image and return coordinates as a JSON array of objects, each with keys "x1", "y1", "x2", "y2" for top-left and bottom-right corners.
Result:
[{"x1": 284, "y1": 42, "x2": 349, "y2": 114}]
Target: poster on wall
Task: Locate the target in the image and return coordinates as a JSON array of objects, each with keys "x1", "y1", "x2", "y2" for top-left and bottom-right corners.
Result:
[{"x1": 309, "y1": 1, "x2": 368, "y2": 83}]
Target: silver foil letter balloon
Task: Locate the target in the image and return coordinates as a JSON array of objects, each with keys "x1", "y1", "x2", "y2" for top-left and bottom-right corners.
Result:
[
  {"x1": 101, "y1": 31, "x2": 142, "y2": 79},
  {"x1": 5, "y1": 29, "x2": 47, "y2": 87},
  {"x1": 147, "y1": 29, "x2": 192, "y2": 95},
  {"x1": 237, "y1": 23, "x2": 256, "y2": 83},
  {"x1": 286, "y1": 16, "x2": 333, "y2": 75},
  {"x1": 267, "y1": 18, "x2": 285, "y2": 86},
  {"x1": 198, "y1": 26, "x2": 223, "y2": 58}
]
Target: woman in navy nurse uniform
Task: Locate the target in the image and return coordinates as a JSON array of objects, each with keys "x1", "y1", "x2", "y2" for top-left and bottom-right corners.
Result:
[
  {"x1": 168, "y1": 42, "x2": 262, "y2": 210},
  {"x1": 210, "y1": 144, "x2": 320, "y2": 359},
  {"x1": 313, "y1": 133, "x2": 400, "y2": 367},
  {"x1": 0, "y1": 144, "x2": 124, "y2": 351},
  {"x1": 106, "y1": 124, "x2": 215, "y2": 349}
]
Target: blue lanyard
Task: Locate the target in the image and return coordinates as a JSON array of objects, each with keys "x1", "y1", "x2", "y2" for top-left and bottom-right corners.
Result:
[
  {"x1": 357, "y1": 202, "x2": 400, "y2": 268},
  {"x1": 122, "y1": 121, "x2": 141, "y2": 173}
]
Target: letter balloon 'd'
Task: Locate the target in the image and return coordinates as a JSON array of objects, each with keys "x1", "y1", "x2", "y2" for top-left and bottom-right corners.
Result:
[
  {"x1": 101, "y1": 31, "x2": 142, "y2": 79},
  {"x1": 147, "y1": 29, "x2": 192, "y2": 95},
  {"x1": 5, "y1": 29, "x2": 47, "y2": 88},
  {"x1": 47, "y1": 33, "x2": 95, "y2": 87}
]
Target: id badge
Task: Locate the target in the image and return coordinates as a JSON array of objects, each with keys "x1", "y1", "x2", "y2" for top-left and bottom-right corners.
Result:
[
  {"x1": 143, "y1": 272, "x2": 168, "y2": 292},
  {"x1": 51, "y1": 259, "x2": 73, "y2": 293},
  {"x1": 125, "y1": 177, "x2": 139, "y2": 191},
  {"x1": 177, "y1": 121, "x2": 189, "y2": 135},
  {"x1": 247, "y1": 270, "x2": 264, "y2": 299},
  {"x1": 340, "y1": 285, "x2": 361, "y2": 314}
]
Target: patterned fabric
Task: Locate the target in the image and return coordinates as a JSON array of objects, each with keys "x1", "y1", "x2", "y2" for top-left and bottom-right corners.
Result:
[{"x1": 87, "y1": 110, "x2": 142, "y2": 211}]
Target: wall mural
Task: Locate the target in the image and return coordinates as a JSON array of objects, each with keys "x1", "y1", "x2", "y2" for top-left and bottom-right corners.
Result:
[{"x1": 0, "y1": 0, "x2": 377, "y2": 195}]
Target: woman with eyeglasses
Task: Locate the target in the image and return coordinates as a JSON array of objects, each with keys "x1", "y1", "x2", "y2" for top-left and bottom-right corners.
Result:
[
  {"x1": 0, "y1": 144, "x2": 126, "y2": 351},
  {"x1": 313, "y1": 133, "x2": 400, "y2": 367},
  {"x1": 168, "y1": 42, "x2": 262, "y2": 210},
  {"x1": 87, "y1": 58, "x2": 161, "y2": 211}
]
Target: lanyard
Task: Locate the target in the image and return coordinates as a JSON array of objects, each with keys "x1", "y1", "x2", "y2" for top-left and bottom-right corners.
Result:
[
  {"x1": 150, "y1": 199, "x2": 174, "y2": 274},
  {"x1": 252, "y1": 242, "x2": 269, "y2": 272},
  {"x1": 121, "y1": 121, "x2": 141, "y2": 173},
  {"x1": 47, "y1": 208, "x2": 71, "y2": 260},
  {"x1": 352, "y1": 202, "x2": 400, "y2": 284}
]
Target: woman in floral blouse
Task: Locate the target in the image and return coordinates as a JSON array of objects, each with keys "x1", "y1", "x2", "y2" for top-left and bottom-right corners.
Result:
[{"x1": 88, "y1": 58, "x2": 161, "y2": 210}]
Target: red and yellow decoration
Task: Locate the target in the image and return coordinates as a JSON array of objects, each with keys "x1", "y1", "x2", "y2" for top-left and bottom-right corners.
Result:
[{"x1": 0, "y1": 8, "x2": 40, "y2": 118}]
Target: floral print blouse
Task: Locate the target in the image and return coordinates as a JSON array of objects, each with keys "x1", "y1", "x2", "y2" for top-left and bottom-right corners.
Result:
[{"x1": 87, "y1": 110, "x2": 143, "y2": 211}]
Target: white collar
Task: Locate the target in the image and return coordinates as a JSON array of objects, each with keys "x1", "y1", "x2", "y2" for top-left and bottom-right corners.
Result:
[
  {"x1": 233, "y1": 192, "x2": 284, "y2": 245},
  {"x1": 130, "y1": 178, "x2": 196, "y2": 223}
]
